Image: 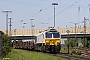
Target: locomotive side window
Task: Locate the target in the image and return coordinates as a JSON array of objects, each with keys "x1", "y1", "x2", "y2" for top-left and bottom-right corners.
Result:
[
  {"x1": 46, "y1": 32, "x2": 52, "y2": 38},
  {"x1": 53, "y1": 32, "x2": 60, "y2": 38}
]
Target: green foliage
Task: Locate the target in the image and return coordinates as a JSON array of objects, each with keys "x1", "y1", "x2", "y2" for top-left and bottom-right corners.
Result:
[
  {"x1": 78, "y1": 43, "x2": 83, "y2": 48},
  {"x1": 60, "y1": 48, "x2": 68, "y2": 53},
  {"x1": 87, "y1": 40, "x2": 90, "y2": 48},
  {"x1": 70, "y1": 50, "x2": 76, "y2": 55},
  {"x1": 65, "y1": 40, "x2": 69, "y2": 47},
  {"x1": 81, "y1": 38, "x2": 85, "y2": 47},
  {"x1": 70, "y1": 50, "x2": 81, "y2": 55},
  {"x1": 65, "y1": 38, "x2": 78, "y2": 48},
  {"x1": 2, "y1": 46, "x2": 11, "y2": 57},
  {"x1": 81, "y1": 38, "x2": 90, "y2": 48},
  {"x1": 65, "y1": 38, "x2": 90, "y2": 48},
  {"x1": 2, "y1": 34, "x2": 11, "y2": 57}
]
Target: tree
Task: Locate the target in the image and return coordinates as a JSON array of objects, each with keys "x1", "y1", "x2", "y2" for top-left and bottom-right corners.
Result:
[
  {"x1": 2, "y1": 33, "x2": 11, "y2": 57},
  {"x1": 65, "y1": 38, "x2": 78, "y2": 48},
  {"x1": 81, "y1": 38, "x2": 87, "y2": 47}
]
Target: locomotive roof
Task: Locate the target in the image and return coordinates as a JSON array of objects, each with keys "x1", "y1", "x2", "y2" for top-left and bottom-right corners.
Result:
[
  {"x1": 35, "y1": 28, "x2": 60, "y2": 36},
  {"x1": 47, "y1": 28, "x2": 58, "y2": 32}
]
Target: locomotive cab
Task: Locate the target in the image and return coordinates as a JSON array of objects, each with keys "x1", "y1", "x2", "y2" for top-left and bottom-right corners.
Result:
[{"x1": 44, "y1": 28, "x2": 61, "y2": 53}]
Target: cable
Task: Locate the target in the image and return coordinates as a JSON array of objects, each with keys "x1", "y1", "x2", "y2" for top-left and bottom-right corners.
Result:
[
  {"x1": 35, "y1": 0, "x2": 82, "y2": 26},
  {"x1": 56, "y1": 0, "x2": 81, "y2": 18},
  {"x1": 31, "y1": 6, "x2": 52, "y2": 17},
  {"x1": 2, "y1": 0, "x2": 82, "y2": 27},
  {"x1": 31, "y1": 9, "x2": 42, "y2": 17}
]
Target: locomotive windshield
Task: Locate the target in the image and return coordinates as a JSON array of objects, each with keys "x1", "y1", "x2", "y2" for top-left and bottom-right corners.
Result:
[
  {"x1": 46, "y1": 32, "x2": 60, "y2": 38},
  {"x1": 53, "y1": 32, "x2": 60, "y2": 38},
  {"x1": 46, "y1": 32, "x2": 52, "y2": 38}
]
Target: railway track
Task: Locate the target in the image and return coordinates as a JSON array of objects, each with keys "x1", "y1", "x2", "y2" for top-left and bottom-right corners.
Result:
[
  {"x1": 50, "y1": 53, "x2": 90, "y2": 60},
  {"x1": 42, "y1": 48, "x2": 90, "y2": 60},
  {"x1": 62, "y1": 48, "x2": 90, "y2": 57}
]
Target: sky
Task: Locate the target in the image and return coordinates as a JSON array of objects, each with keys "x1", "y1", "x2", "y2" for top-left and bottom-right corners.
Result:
[{"x1": 0, "y1": 0, "x2": 90, "y2": 30}]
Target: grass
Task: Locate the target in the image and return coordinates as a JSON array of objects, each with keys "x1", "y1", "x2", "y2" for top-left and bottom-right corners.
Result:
[{"x1": 2, "y1": 49, "x2": 65, "y2": 60}]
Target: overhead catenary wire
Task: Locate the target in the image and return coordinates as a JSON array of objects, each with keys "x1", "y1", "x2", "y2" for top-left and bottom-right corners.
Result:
[
  {"x1": 71, "y1": 6, "x2": 81, "y2": 24},
  {"x1": 54, "y1": 0, "x2": 81, "y2": 18},
  {"x1": 30, "y1": 0, "x2": 52, "y2": 18},
  {"x1": 35, "y1": 0, "x2": 82, "y2": 26},
  {"x1": 2, "y1": 0, "x2": 82, "y2": 28},
  {"x1": 31, "y1": 9, "x2": 42, "y2": 17},
  {"x1": 31, "y1": 6, "x2": 52, "y2": 17}
]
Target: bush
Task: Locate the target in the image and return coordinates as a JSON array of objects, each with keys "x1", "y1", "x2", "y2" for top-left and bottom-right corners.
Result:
[
  {"x1": 2, "y1": 34, "x2": 11, "y2": 57},
  {"x1": 70, "y1": 50, "x2": 81, "y2": 55},
  {"x1": 76, "y1": 51, "x2": 81, "y2": 55}
]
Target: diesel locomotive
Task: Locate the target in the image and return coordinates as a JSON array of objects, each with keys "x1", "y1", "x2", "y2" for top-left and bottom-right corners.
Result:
[{"x1": 14, "y1": 27, "x2": 61, "y2": 53}]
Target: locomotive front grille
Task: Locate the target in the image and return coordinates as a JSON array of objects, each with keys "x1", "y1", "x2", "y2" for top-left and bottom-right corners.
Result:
[{"x1": 45, "y1": 38, "x2": 60, "y2": 46}]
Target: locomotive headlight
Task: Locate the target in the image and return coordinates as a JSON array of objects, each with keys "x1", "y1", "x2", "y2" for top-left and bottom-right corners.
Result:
[
  {"x1": 52, "y1": 41, "x2": 54, "y2": 44},
  {"x1": 57, "y1": 42, "x2": 60, "y2": 45},
  {"x1": 46, "y1": 42, "x2": 49, "y2": 45}
]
